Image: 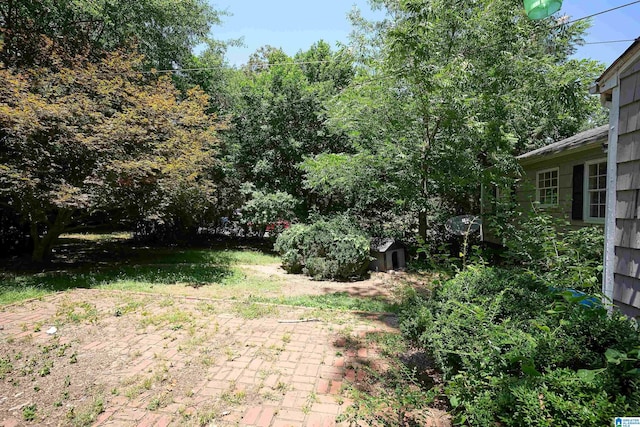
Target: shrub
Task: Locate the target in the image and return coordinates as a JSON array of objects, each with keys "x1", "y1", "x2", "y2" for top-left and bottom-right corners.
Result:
[
  {"x1": 241, "y1": 191, "x2": 297, "y2": 238},
  {"x1": 494, "y1": 207, "x2": 604, "y2": 294},
  {"x1": 274, "y1": 216, "x2": 370, "y2": 280},
  {"x1": 399, "y1": 266, "x2": 640, "y2": 426}
]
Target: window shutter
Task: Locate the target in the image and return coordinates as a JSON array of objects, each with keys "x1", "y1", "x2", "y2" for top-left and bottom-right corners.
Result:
[{"x1": 572, "y1": 164, "x2": 584, "y2": 220}]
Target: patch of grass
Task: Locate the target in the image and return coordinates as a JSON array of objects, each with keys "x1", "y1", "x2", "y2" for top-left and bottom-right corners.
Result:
[
  {"x1": 365, "y1": 331, "x2": 407, "y2": 356},
  {"x1": 196, "y1": 301, "x2": 217, "y2": 313},
  {"x1": 56, "y1": 301, "x2": 99, "y2": 324},
  {"x1": 66, "y1": 397, "x2": 105, "y2": 427},
  {"x1": 0, "y1": 358, "x2": 13, "y2": 379},
  {"x1": 336, "y1": 331, "x2": 439, "y2": 427},
  {"x1": 140, "y1": 309, "x2": 194, "y2": 330},
  {"x1": 1, "y1": 239, "x2": 285, "y2": 305},
  {"x1": 38, "y1": 360, "x2": 52, "y2": 377},
  {"x1": 115, "y1": 297, "x2": 149, "y2": 316},
  {"x1": 128, "y1": 380, "x2": 152, "y2": 398},
  {"x1": 121, "y1": 364, "x2": 172, "y2": 400},
  {"x1": 147, "y1": 392, "x2": 172, "y2": 411},
  {"x1": 302, "y1": 391, "x2": 318, "y2": 414},
  {"x1": 196, "y1": 405, "x2": 219, "y2": 426},
  {"x1": 0, "y1": 285, "x2": 48, "y2": 305},
  {"x1": 232, "y1": 302, "x2": 279, "y2": 319},
  {"x1": 220, "y1": 387, "x2": 247, "y2": 406},
  {"x1": 22, "y1": 404, "x2": 37, "y2": 421},
  {"x1": 111, "y1": 247, "x2": 279, "y2": 266},
  {"x1": 61, "y1": 232, "x2": 132, "y2": 242},
  {"x1": 250, "y1": 292, "x2": 399, "y2": 313},
  {"x1": 275, "y1": 381, "x2": 289, "y2": 392}
]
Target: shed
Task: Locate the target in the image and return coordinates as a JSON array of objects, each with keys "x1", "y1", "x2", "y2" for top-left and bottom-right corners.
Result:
[
  {"x1": 370, "y1": 239, "x2": 407, "y2": 272},
  {"x1": 593, "y1": 37, "x2": 640, "y2": 318}
]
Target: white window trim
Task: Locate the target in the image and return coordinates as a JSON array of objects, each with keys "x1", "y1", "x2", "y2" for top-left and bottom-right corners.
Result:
[
  {"x1": 583, "y1": 158, "x2": 607, "y2": 224},
  {"x1": 536, "y1": 167, "x2": 559, "y2": 207}
]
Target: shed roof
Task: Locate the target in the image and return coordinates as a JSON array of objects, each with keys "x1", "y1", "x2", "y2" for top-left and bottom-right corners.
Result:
[
  {"x1": 371, "y1": 238, "x2": 405, "y2": 253},
  {"x1": 517, "y1": 125, "x2": 608, "y2": 164}
]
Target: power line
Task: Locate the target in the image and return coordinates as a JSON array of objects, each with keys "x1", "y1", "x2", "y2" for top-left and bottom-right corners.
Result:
[
  {"x1": 102, "y1": 3, "x2": 640, "y2": 77},
  {"x1": 583, "y1": 38, "x2": 638, "y2": 45},
  {"x1": 126, "y1": 37, "x2": 635, "y2": 75},
  {"x1": 563, "y1": 0, "x2": 640, "y2": 25},
  {"x1": 139, "y1": 58, "x2": 345, "y2": 74}
]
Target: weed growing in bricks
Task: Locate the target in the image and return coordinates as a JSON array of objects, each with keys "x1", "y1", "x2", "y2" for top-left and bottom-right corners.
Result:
[{"x1": 22, "y1": 404, "x2": 37, "y2": 421}]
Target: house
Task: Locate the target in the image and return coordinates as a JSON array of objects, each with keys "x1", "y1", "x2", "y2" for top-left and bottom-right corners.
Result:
[
  {"x1": 482, "y1": 126, "x2": 609, "y2": 244},
  {"x1": 516, "y1": 125, "x2": 609, "y2": 227},
  {"x1": 592, "y1": 37, "x2": 640, "y2": 318},
  {"x1": 370, "y1": 239, "x2": 407, "y2": 272}
]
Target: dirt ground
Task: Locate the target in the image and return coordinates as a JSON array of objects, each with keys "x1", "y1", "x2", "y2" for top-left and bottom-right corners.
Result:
[
  {"x1": 235, "y1": 264, "x2": 404, "y2": 299},
  {"x1": 0, "y1": 243, "x2": 449, "y2": 427}
]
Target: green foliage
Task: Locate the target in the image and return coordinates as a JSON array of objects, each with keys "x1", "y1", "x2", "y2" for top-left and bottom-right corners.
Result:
[
  {"x1": 494, "y1": 206, "x2": 604, "y2": 293},
  {"x1": 398, "y1": 267, "x2": 640, "y2": 426},
  {"x1": 0, "y1": 48, "x2": 223, "y2": 261},
  {"x1": 22, "y1": 404, "x2": 37, "y2": 421},
  {"x1": 241, "y1": 190, "x2": 298, "y2": 237},
  {"x1": 226, "y1": 44, "x2": 355, "y2": 212},
  {"x1": 313, "y1": 0, "x2": 605, "y2": 242},
  {"x1": 274, "y1": 216, "x2": 370, "y2": 280},
  {"x1": 0, "y1": 0, "x2": 224, "y2": 70}
]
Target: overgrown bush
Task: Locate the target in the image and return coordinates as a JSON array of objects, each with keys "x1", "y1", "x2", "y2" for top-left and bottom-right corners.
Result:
[
  {"x1": 493, "y1": 207, "x2": 604, "y2": 294},
  {"x1": 274, "y1": 216, "x2": 370, "y2": 280},
  {"x1": 399, "y1": 267, "x2": 640, "y2": 426}
]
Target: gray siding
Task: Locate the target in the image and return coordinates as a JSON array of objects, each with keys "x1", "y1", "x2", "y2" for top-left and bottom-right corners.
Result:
[
  {"x1": 614, "y1": 56, "x2": 640, "y2": 316},
  {"x1": 517, "y1": 147, "x2": 607, "y2": 229},
  {"x1": 616, "y1": 190, "x2": 638, "y2": 219},
  {"x1": 483, "y1": 145, "x2": 607, "y2": 245}
]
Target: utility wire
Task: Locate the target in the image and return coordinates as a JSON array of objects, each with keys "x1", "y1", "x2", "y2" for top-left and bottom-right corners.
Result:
[
  {"x1": 141, "y1": 59, "x2": 343, "y2": 74},
  {"x1": 563, "y1": 0, "x2": 640, "y2": 25},
  {"x1": 138, "y1": 37, "x2": 638, "y2": 75},
  {"x1": 96, "y1": 3, "x2": 640, "y2": 76},
  {"x1": 583, "y1": 38, "x2": 638, "y2": 45}
]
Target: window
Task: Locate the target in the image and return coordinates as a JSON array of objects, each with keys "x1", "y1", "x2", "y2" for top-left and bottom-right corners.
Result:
[
  {"x1": 536, "y1": 168, "x2": 559, "y2": 206},
  {"x1": 584, "y1": 159, "x2": 607, "y2": 221}
]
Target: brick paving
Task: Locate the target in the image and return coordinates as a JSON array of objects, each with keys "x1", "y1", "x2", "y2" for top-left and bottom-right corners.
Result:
[{"x1": 0, "y1": 289, "x2": 449, "y2": 427}]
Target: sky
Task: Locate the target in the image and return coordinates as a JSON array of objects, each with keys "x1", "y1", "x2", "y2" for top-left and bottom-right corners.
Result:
[{"x1": 209, "y1": 0, "x2": 639, "y2": 68}]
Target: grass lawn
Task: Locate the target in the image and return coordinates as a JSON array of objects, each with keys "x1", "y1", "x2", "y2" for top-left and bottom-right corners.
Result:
[
  {"x1": 0, "y1": 233, "x2": 401, "y2": 312},
  {"x1": 0, "y1": 233, "x2": 282, "y2": 305}
]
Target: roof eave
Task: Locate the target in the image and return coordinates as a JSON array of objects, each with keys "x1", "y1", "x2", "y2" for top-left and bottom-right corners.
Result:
[
  {"x1": 595, "y1": 38, "x2": 640, "y2": 94},
  {"x1": 517, "y1": 139, "x2": 607, "y2": 167}
]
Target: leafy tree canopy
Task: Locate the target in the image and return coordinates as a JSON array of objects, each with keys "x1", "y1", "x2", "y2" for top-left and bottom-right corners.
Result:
[
  {"x1": 304, "y1": 0, "x2": 606, "y2": 241},
  {"x1": 0, "y1": 0, "x2": 224, "y2": 69},
  {"x1": 0, "y1": 46, "x2": 223, "y2": 261},
  {"x1": 226, "y1": 43, "x2": 356, "y2": 212}
]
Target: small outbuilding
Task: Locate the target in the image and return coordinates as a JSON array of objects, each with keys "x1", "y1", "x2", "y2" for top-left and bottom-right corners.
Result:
[{"x1": 370, "y1": 239, "x2": 407, "y2": 272}]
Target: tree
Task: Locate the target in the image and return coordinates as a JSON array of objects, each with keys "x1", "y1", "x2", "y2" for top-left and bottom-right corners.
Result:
[
  {"x1": 0, "y1": 0, "x2": 224, "y2": 69},
  {"x1": 226, "y1": 44, "x2": 355, "y2": 213},
  {"x1": 305, "y1": 0, "x2": 605, "y2": 242},
  {"x1": 0, "y1": 47, "x2": 223, "y2": 261}
]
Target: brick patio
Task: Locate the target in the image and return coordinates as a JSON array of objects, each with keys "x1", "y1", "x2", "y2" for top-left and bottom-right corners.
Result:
[{"x1": 0, "y1": 289, "x2": 452, "y2": 426}]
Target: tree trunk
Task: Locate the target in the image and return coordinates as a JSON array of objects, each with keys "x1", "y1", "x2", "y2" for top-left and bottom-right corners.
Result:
[
  {"x1": 418, "y1": 210, "x2": 428, "y2": 243},
  {"x1": 30, "y1": 210, "x2": 71, "y2": 263}
]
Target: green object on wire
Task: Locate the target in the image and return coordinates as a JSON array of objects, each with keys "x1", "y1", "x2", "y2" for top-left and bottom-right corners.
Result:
[{"x1": 524, "y1": 0, "x2": 563, "y2": 19}]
